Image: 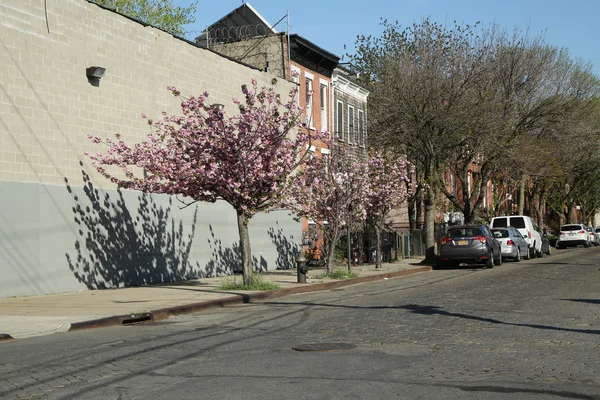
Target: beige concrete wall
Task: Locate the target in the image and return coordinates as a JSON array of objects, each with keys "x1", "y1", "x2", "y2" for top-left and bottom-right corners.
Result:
[
  {"x1": 0, "y1": 0, "x2": 292, "y2": 188},
  {"x1": 0, "y1": 0, "x2": 301, "y2": 297}
]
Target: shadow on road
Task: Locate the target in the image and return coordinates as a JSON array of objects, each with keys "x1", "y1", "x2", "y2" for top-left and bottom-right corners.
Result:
[{"x1": 399, "y1": 304, "x2": 600, "y2": 335}]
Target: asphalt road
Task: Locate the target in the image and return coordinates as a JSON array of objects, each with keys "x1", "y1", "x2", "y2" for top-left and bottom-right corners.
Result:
[{"x1": 2, "y1": 247, "x2": 599, "y2": 400}]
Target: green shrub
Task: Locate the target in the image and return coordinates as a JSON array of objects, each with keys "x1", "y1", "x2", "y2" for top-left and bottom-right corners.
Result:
[
  {"x1": 312, "y1": 269, "x2": 358, "y2": 280},
  {"x1": 218, "y1": 273, "x2": 281, "y2": 291}
]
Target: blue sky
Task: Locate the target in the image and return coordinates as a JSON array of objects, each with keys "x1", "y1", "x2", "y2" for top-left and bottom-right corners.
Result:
[{"x1": 175, "y1": 0, "x2": 600, "y2": 76}]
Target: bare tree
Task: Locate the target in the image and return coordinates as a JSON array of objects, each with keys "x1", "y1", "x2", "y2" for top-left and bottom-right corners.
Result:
[{"x1": 351, "y1": 19, "x2": 496, "y2": 261}]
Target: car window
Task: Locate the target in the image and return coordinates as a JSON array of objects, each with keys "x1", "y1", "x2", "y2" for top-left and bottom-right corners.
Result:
[
  {"x1": 561, "y1": 225, "x2": 583, "y2": 231},
  {"x1": 448, "y1": 227, "x2": 483, "y2": 237},
  {"x1": 509, "y1": 217, "x2": 526, "y2": 229},
  {"x1": 492, "y1": 229, "x2": 509, "y2": 238},
  {"x1": 492, "y1": 217, "x2": 508, "y2": 228}
]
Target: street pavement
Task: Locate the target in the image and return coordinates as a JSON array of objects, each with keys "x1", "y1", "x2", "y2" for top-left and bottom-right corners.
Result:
[
  {"x1": 1, "y1": 246, "x2": 598, "y2": 400},
  {"x1": 0, "y1": 259, "x2": 431, "y2": 340}
]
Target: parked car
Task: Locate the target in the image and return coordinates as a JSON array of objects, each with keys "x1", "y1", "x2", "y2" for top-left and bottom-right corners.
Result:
[
  {"x1": 595, "y1": 227, "x2": 600, "y2": 243},
  {"x1": 489, "y1": 215, "x2": 543, "y2": 258},
  {"x1": 440, "y1": 224, "x2": 502, "y2": 268},
  {"x1": 556, "y1": 224, "x2": 590, "y2": 249},
  {"x1": 586, "y1": 226, "x2": 599, "y2": 246},
  {"x1": 491, "y1": 227, "x2": 529, "y2": 261}
]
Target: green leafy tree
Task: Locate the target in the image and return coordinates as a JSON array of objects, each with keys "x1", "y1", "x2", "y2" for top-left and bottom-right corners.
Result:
[{"x1": 92, "y1": 0, "x2": 197, "y2": 38}]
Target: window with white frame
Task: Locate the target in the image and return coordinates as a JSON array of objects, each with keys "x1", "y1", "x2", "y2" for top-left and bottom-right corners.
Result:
[
  {"x1": 305, "y1": 77, "x2": 313, "y2": 128},
  {"x1": 358, "y1": 109, "x2": 364, "y2": 146},
  {"x1": 348, "y1": 105, "x2": 355, "y2": 144},
  {"x1": 320, "y1": 84, "x2": 327, "y2": 131},
  {"x1": 336, "y1": 101, "x2": 344, "y2": 140}
]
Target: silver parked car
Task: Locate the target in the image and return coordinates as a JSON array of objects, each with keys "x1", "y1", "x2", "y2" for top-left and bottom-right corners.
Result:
[
  {"x1": 586, "y1": 226, "x2": 599, "y2": 246},
  {"x1": 491, "y1": 227, "x2": 529, "y2": 261}
]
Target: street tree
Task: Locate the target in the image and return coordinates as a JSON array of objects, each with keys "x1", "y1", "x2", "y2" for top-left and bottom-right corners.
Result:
[
  {"x1": 351, "y1": 19, "x2": 496, "y2": 261},
  {"x1": 91, "y1": 0, "x2": 197, "y2": 38},
  {"x1": 489, "y1": 39, "x2": 600, "y2": 217},
  {"x1": 365, "y1": 151, "x2": 411, "y2": 269},
  {"x1": 286, "y1": 145, "x2": 370, "y2": 274},
  {"x1": 87, "y1": 79, "x2": 324, "y2": 285}
]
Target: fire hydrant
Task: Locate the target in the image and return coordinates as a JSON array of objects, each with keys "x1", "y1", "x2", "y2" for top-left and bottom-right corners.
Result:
[{"x1": 296, "y1": 254, "x2": 308, "y2": 283}]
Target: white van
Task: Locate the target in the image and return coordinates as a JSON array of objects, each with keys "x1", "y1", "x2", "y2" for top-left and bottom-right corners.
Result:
[{"x1": 489, "y1": 215, "x2": 543, "y2": 258}]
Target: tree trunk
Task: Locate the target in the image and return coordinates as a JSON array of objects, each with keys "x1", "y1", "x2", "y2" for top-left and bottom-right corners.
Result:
[
  {"x1": 374, "y1": 224, "x2": 382, "y2": 269},
  {"x1": 535, "y1": 189, "x2": 546, "y2": 229},
  {"x1": 415, "y1": 188, "x2": 423, "y2": 229},
  {"x1": 518, "y1": 176, "x2": 526, "y2": 215},
  {"x1": 565, "y1": 205, "x2": 572, "y2": 224},
  {"x1": 424, "y1": 184, "x2": 437, "y2": 263},
  {"x1": 358, "y1": 231, "x2": 364, "y2": 266},
  {"x1": 325, "y1": 227, "x2": 340, "y2": 275},
  {"x1": 236, "y1": 211, "x2": 252, "y2": 286},
  {"x1": 463, "y1": 201, "x2": 473, "y2": 224}
]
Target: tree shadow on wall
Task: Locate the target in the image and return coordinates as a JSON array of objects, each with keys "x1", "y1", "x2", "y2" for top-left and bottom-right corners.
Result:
[
  {"x1": 65, "y1": 168, "x2": 201, "y2": 289},
  {"x1": 268, "y1": 224, "x2": 300, "y2": 270},
  {"x1": 204, "y1": 225, "x2": 268, "y2": 276}
]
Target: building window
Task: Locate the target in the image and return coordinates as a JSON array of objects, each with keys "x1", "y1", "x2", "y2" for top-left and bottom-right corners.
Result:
[
  {"x1": 336, "y1": 101, "x2": 344, "y2": 140},
  {"x1": 320, "y1": 84, "x2": 327, "y2": 131},
  {"x1": 305, "y1": 78, "x2": 313, "y2": 128},
  {"x1": 348, "y1": 105, "x2": 355, "y2": 144},
  {"x1": 358, "y1": 109, "x2": 364, "y2": 146}
]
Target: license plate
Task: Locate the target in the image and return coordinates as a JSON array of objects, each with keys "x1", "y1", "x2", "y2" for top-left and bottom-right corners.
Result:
[{"x1": 458, "y1": 240, "x2": 468, "y2": 245}]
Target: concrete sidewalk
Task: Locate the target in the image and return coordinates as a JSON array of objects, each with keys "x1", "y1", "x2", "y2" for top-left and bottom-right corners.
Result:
[{"x1": 0, "y1": 260, "x2": 432, "y2": 341}]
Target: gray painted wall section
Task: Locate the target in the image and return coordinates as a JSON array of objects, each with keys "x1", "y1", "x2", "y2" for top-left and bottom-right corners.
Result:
[{"x1": 0, "y1": 180, "x2": 301, "y2": 298}]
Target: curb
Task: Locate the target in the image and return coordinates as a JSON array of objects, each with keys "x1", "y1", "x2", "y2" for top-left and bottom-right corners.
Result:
[
  {"x1": 69, "y1": 312, "x2": 153, "y2": 331},
  {"x1": 68, "y1": 266, "x2": 432, "y2": 332},
  {"x1": 0, "y1": 333, "x2": 14, "y2": 341}
]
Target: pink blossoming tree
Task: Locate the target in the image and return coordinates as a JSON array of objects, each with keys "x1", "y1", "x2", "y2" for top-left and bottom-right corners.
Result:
[
  {"x1": 87, "y1": 79, "x2": 325, "y2": 285},
  {"x1": 286, "y1": 146, "x2": 370, "y2": 274},
  {"x1": 365, "y1": 151, "x2": 411, "y2": 269}
]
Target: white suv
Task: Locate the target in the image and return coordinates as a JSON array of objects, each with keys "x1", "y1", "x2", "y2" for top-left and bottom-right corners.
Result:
[
  {"x1": 557, "y1": 224, "x2": 590, "y2": 248},
  {"x1": 489, "y1": 215, "x2": 543, "y2": 258}
]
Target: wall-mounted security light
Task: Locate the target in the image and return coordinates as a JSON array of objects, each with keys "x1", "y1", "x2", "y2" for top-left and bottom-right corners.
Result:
[
  {"x1": 86, "y1": 66, "x2": 106, "y2": 87},
  {"x1": 86, "y1": 66, "x2": 106, "y2": 79}
]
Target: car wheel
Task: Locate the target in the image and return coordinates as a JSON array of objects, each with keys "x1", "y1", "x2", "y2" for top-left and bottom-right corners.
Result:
[
  {"x1": 530, "y1": 247, "x2": 537, "y2": 259},
  {"x1": 536, "y1": 248, "x2": 544, "y2": 258},
  {"x1": 495, "y1": 252, "x2": 502, "y2": 266},
  {"x1": 514, "y1": 249, "x2": 521, "y2": 262},
  {"x1": 523, "y1": 248, "x2": 531, "y2": 259},
  {"x1": 584, "y1": 242, "x2": 590, "y2": 248},
  {"x1": 485, "y1": 251, "x2": 494, "y2": 268}
]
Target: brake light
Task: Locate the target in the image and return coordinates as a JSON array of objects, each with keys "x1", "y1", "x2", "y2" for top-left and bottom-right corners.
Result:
[
  {"x1": 506, "y1": 240, "x2": 514, "y2": 246},
  {"x1": 441, "y1": 237, "x2": 452, "y2": 245},
  {"x1": 473, "y1": 235, "x2": 487, "y2": 244},
  {"x1": 579, "y1": 230, "x2": 585, "y2": 234},
  {"x1": 528, "y1": 231, "x2": 532, "y2": 239},
  {"x1": 560, "y1": 231, "x2": 566, "y2": 236}
]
